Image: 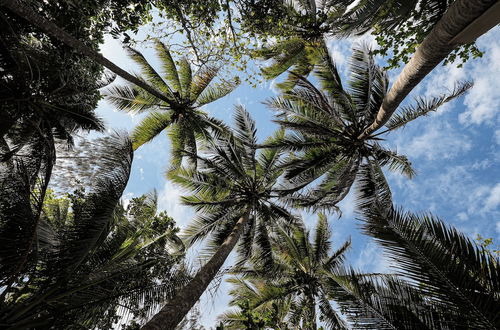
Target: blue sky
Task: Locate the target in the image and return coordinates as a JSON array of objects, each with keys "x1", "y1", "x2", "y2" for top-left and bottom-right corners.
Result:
[{"x1": 97, "y1": 26, "x2": 500, "y2": 327}]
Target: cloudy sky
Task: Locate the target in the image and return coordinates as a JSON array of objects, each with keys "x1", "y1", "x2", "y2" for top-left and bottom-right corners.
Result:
[{"x1": 96, "y1": 25, "x2": 500, "y2": 327}]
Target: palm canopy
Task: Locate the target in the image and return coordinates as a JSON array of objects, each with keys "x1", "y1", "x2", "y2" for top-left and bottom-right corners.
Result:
[
  {"x1": 0, "y1": 135, "x2": 188, "y2": 328},
  {"x1": 325, "y1": 161, "x2": 500, "y2": 330},
  {"x1": 220, "y1": 214, "x2": 351, "y2": 329},
  {"x1": 254, "y1": 0, "x2": 351, "y2": 91},
  {"x1": 265, "y1": 44, "x2": 472, "y2": 211},
  {"x1": 104, "y1": 40, "x2": 240, "y2": 166},
  {"x1": 169, "y1": 105, "x2": 299, "y2": 264}
]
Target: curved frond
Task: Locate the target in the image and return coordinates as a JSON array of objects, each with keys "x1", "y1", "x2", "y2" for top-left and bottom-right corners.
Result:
[
  {"x1": 154, "y1": 40, "x2": 181, "y2": 93},
  {"x1": 131, "y1": 111, "x2": 172, "y2": 150},
  {"x1": 386, "y1": 80, "x2": 473, "y2": 131},
  {"x1": 195, "y1": 77, "x2": 240, "y2": 107},
  {"x1": 177, "y1": 58, "x2": 192, "y2": 99}
]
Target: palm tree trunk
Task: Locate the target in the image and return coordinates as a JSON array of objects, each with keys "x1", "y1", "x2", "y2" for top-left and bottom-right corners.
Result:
[
  {"x1": 142, "y1": 212, "x2": 250, "y2": 330},
  {"x1": 1, "y1": 0, "x2": 170, "y2": 103},
  {"x1": 359, "y1": 0, "x2": 499, "y2": 139}
]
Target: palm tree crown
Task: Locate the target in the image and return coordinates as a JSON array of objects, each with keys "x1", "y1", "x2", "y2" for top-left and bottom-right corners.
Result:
[
  {"x1": 105, "y1": 40, "x2": 240, "y2": 166},
  {"x1": 170, "y1": 105, "x2": 298, "y2": 263},
  {"x1": 220, "y1": 214, "x2": 351, "y2": 329},
  {"x1": 266, "y1": 44, "x2": 471, "y2": 211}
]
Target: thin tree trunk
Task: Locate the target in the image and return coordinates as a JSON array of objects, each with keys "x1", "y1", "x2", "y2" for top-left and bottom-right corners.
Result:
[
  {"x1": 142, "y1": 212, "x2": 250, "y2": 330},
  {"x1": 359, "y1": 0, "x2": 498, "y2": 139},
  {"x1": 1, "y1": 0, "x2": 170, "y2": 103}
]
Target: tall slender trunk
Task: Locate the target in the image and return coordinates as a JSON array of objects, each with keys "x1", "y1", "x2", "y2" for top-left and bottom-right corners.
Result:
[
  {"x1": 142, "y1": 212, "x2": 250, "y2": 330},
  {"x1": 1, "y1": 0, "x2": 170, "y2": 103},
  {"x1": 359, "y1": 0, "x2": 499, "y2": 139}
]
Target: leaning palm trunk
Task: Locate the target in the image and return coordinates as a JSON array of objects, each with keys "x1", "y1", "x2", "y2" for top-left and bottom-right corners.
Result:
[
  {"x1": 1, "y1": 0, "x2": 170, "y2": 103},
  {"x1": 142, "y1": 213, "x2": 250, "y2": 330},
  {"x1": 359, "y1": 0, "x2": 499, "y2": 138}
]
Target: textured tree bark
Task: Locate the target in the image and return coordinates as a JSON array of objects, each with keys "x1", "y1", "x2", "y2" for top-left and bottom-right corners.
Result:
[
  {"x1": 142, "y1": 213, "x2": 250, "y2": 330},
  {"x1": 359, "y1": 0, "x2": 499, "y2": 139},
  {"x1": 0, "y1": 0, "x2": 170, "y2": 103}
]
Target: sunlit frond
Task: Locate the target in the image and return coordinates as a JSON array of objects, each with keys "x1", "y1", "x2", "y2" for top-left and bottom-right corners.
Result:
[{"x1": 130, "y1": 111, "x2": 172, "y2": 150}]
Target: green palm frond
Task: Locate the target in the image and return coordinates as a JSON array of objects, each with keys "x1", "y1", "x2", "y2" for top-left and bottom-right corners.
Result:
[
  {"x1": 177, "y1": 58, "x2": 192, "y2": 99},
  {"x1": 288, "y1": 156, "x2": 359, "y2": 212},
  {"x1": 104, "y1": 84, "x2": 167, "y2": 114},
  {"x1": 233, "y1": 105, "x2": 257, "y2": 148},
  {"x1": 154, "y1": 40, "x2": 181, "y2": 93},
  {"x1": 355, "y1": 162, "x2": 500, "y2": 329},
  {"x1": 190, "y1": 65, "x2": 220, "y2": 100},
  {"x1": 125, "y1": 46, "x2": 172, "y2": 96},
  {"x1": 53, "y1": 132, "x2": 133, "y2": 275},
  {"x1": 371, "y1": 144, "x2": 416, "y2": 179},
  {"x1": 195, "y1": 77, "x2": 240, "y2": 107},
  {"x1": 348, "y1": 43, "x2": 388, "y2": 126},
  {"x1": 131, "y1": 111, "x2": 173, "y2": 150},
  {"x1": 317, "y1": 291, "x2": 349, "y2": 330},
  {"x1": 258, "y1": 38, "x2": 309, "y2": 80},
  {"x1": 385, "y1": 80, "x2": 473, "y2": 131},
  {"x1": 313, "y1": 213, "x2": 331, "y2": 262},
  {"x1": 277, "y1": 60, "x2": 314, "y2": 91}
]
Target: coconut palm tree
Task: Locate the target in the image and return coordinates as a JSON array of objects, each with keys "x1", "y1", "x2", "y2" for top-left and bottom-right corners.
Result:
[
  {"x1": 359, "y1": 0, "x2": 499, "y2": 138},
  {"x1": 325, "y1": 160, "x2": 500, "y2": 329},
  {"x1": 265, "y1": 44, "x2": 471, "y2": 211},
  {"x1": 252, "y1": 0, "x2": 351, "y2": 91},
  {"x1": 104, "y1": 41, "x2": 239, "y2": 166},
  {"x1": 218, "y1": 278, "x2": 294, "y2": 329},
  {"x1": 220, "y1": 213, "x2": 351, "y2": 329},
  {"x1": 142, "y1": 106, "x2": 299, "y2": 329}
]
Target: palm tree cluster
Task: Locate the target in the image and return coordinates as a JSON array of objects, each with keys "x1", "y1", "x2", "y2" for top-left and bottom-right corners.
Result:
[
  {"x1": 1, "y1": 0, "x2": 499, "y2": 329},
  {"x1": 0, "y1": 134, "x2": 188, "y2": 328}
]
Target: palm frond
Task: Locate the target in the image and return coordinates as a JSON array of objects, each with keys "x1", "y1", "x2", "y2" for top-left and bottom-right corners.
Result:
[
  {"x1": 190, "y1": 65, "x2": 219, "y2": 100},
  {"x1": 125, "y1": 46, "x2": 172, "y2": 96},
  {"x1": 130, "y1": 111, "x2": 172, "y2": 150},
  {"x1": 385, "y1": 80, "x2": 473, "y2": 131},
  {"x1": 104, "y1": 84, "x2": 167, "y2": 114},
  {"x1": 195, "y1": 77, "x2": 240, "y2": 107},
  {"x1": 359, "y1": 199, "x2": 499, "y2": 328},
  {"x1": 54, "y1": 132, "x2": 133, "y2": 275},
  {"x1": 154, "y1": 40, "x2": 181, "y2": 93},
  {"x1": 371, "y1": 144, "x2": 416, "y2": 179},
  {"x1": 177, "y1": 58, "x2": 192, "y2": 99}
]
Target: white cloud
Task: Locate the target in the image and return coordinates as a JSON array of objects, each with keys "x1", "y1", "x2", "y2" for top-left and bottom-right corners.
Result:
[
  {"x1": 157, "y1": 181, "x2": 193, "y2": 230},
  {"x1": 457, "y1": 212, "x2": 468, "y2": 221},
  {"x1": 495, "y1": 130, "x2": 500, "y2": 145},
  {"x1": 399, "y1": 122, "x2": 472, "y2": 160},
  {"x1": 484, "y1": 183, "x2": 500, "y2": 212},
  {"x1": 355, "y1": 242, "x2": 391, "y2": 273},
  {"x1": 459, "y1": 30, "x2": 500, "y2": 126}
]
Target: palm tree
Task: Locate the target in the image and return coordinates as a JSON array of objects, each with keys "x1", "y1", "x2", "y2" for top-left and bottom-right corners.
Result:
[
  {"x1": 359, "y1": 0, "x2": 499, "y2": 138},
  {"x1": 265, "y1": 44, "x2": 471, "y2": 211},
  {"x1": 218, "y1": 278, "x2": 293, "y2": 329},
  {"x1": 104, "y1": 41, "x2": 239, "y2": 166},
  {"x1": 325, "y1": 161, "x2": 500, "y2": 329},
  {"x1": 0, "y1": 135, "x2": 188, "y2": 329},
  {"x1": 142, "y1": 106, "x2": 299, "y2": 329},
  {"x1": 252, "y1": 0, "x2": 351, "y2": 91},
  {"x1": 220, "y1": 214, "x2": 351, "y2": 329}
]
